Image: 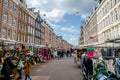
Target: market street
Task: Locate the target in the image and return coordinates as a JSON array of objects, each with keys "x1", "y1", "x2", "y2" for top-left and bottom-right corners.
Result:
[{"x1": 24, "y1": 58, "x2": 83, "y2": 80}]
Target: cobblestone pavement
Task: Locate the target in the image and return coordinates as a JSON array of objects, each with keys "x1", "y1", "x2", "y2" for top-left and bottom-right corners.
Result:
[{"x1": 21, "y1": 58, "x2": 83, "y2": 80}]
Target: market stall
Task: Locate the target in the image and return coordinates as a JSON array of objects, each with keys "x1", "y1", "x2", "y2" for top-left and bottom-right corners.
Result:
[{"x1": 79, "y1": 40, "x2": 120, "y2": 79}]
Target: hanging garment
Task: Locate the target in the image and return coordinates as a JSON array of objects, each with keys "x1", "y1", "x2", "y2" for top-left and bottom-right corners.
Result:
[
  {"x1": 114, "y1": 58, "x2": 120, "y2": 78},
  {"x1": 87, "y1": 51, "x2": 94, "y2": 58}
]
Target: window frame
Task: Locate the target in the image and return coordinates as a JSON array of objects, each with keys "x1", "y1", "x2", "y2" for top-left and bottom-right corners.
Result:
[
  {"x1": 9, "y1": 0, "x2": 13, "y2": 11},
  {"x1": 13, "y1": 18, "x2": 16, "y2": 26},
  {"x1": 3, "y1": 0, "x2": 8, "y2": 8},
  {"x1": 14, "y1": 4, "x2": 17, "y2": 14},
  {"x1": 12, "y1": 30, "x2": 16, "y2": 40},
  {"x1": 3, "y1": 11, "x2": 8, "y2": 22},
  {"x1": 2, "y1": 27, "x2": 7, "y2": 38},
  {"x1": 8, "y1": 15, "x2": 12, "y2": 25}
]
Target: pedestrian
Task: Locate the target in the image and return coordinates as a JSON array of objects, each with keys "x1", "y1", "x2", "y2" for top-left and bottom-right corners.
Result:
[
  {"x1": 1, "y1": 52, "x2": 14, "y2": 80},
  {"x1": 66, "y1": 50, "x2": 69, "y2": 57},
  {"x1": 16, "y1": 57, "x2": 24, "y2": 80},
  {"x1": 24, "y1": 57, "x2": 32, "y2": 80},
  {"x1": 80, "y1": 52, "x2": 86, "y2": 69}
]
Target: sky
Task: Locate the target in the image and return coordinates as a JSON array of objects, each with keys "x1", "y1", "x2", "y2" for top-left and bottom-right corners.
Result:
[{"x1": 26, "y1": 0, "x2": 98, "y2": 46}]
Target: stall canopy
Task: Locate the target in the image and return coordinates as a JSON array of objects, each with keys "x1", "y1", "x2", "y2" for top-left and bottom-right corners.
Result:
[
  {"x1": 79, "y1": 39, "x2": 120, "y2": 48},
  {"x1": 0, "y1": 38, "x2": 17, "y2": 45},
  {"x1": 35, "y1": 44, "x2": 46, "y2": 48}
]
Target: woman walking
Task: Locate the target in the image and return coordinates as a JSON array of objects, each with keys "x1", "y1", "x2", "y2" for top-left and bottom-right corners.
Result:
[{"x1": 24, "y1": 57, "x2": 32, "y2": 80}]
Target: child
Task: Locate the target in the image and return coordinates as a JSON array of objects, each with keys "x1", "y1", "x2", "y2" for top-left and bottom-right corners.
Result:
[{"x1": 24, "y1": 57, "x2": 32, "y2": 80}]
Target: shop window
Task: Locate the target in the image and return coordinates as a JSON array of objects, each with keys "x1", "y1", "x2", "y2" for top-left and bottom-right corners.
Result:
[
  {"x1": 3, "y1": 11, "x2": 8, "y2": 22},
  {"x1": 8, "y1": 15, "x2": 12, "y2": 25},
  {"x1": 9, "y1": 0, "x2": 13, "y2": 11},
  {"x1": 3, "y1": 0, "x2": 8, "y2": 8},
  {"x1": 2, "y1": 27, "x2": 6, "y2": 38}
]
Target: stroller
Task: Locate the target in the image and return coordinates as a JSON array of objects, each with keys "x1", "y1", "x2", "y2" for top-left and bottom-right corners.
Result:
[{"x1": 93, "y1": 59, "x2": 119, "y2": 80}]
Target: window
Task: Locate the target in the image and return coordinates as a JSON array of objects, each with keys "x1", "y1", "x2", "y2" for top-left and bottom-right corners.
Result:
[
  {"x1": 8, "y1": 29, "x2": 11, "y2": 39},
  {"x1": 30, "y1": 27, "x2": 32, "y2": 34},
  {"x1": 36, "y1": 22, "x2": 37, "y2": 28},
  {"x1": 22, "y1": 12, "x2": 24, "y2": 21},
  {"x1": 28, "y1": 36, "x2": 30, "y2": 43},
  {"x1": 29, "y1": 16, "x2": 30, "y2": 24},
  {"x1": 31, "y1": 18, "x2": 32, "y2": 25},
  {"x1": 2, "y1": 27, "x2": 6, "y2": 38},
  {"x1": 24, "y1": 24, "x2": 26, "y2": 32},
  {"x1": 8, "y1": 15, "x2": 12, "y2": 25},
  {"x1": 32, "y1": 29, "x2": 34, "y2": 35},
  {"x1": 118, "y1": 24, "x2": 120, "y2": 36},
  {"x1": 33, "y1": 20, "x2": 35, "y2": 26},
  {"x1": 22, "y1": 34, "x2": 24, "y2": 42},
  {"x1": 25, "y1": 14, "x2": 27, "y2": 22},
  {"x1": 12, "y1": 30, "x2": 16, "y2": 40},
  {"x1": 28, "y1": 26, "x2": 30, "y2": 33},
  {"x1": 3, "y1": 0, "x2": 8, "y2": 8},
  {"x1": 14, "y1": 4, "x2": 17, "y2": 14},
  {"x1": 119, "y1": 6, "x2": 120, "y2": 20},
  {"x1": 24, "y1": 35, "x2": 26, "y2": 42},
  {"x1": 18, "y1": 22, "x2": 20, "y2": 29},
  {"x1": 22, "y1": 24, "x2": 24, "y2": 31},
  {"x1": 19, "y1": 10, "x2": 21, "y2": 18},
  {"x1": 3, "y1": 11, "x2": 8, "y2": 22},
  {"x1": 13, "y1": 18, "x2": 16, "y2": 26},
  {"x1": 9, "y1": 1, "x2": 13, "y2": 11},
  {"x1": 18, "y1": 32, "x2": 20, "y2": 41},
  {"x1": 115, "y1": 9, "x2": 118, "y2": 21}
]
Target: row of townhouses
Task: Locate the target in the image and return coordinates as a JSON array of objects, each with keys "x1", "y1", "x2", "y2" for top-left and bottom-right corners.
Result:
[
  {"x1": 79, "y1": 0, "x2": 120, "y2": 48},
  {"x1": 0, "y1": 0, "x2": 72, "y2": 51}
]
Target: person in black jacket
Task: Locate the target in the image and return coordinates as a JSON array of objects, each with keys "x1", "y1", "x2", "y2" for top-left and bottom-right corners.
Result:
[{"x1": 1, "y1": 52, "x2": 14, "y2": 80}]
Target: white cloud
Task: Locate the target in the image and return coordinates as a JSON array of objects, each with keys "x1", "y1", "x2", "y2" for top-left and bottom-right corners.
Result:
[
  {"x1": 26, "y1": 0, "x2": 97, "y2": 22},
  {"x1": 45, "y1": 20, "x2": 60, "y2": 29},
  {"x1": 60, "y1": 26, "x2": 79, "y2": 33},
  {"x1": 41, "y1": 9, "x2": 65, "y2": 23}
]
